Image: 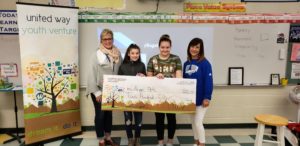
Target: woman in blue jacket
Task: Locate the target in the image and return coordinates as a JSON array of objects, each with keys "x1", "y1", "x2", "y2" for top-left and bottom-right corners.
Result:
[
  {"x1": 183, "y1": 38, "x2": 213, "y2": 146},
  {"x1": 118, "y1": 44, "x2": 146, "y2": 146}
]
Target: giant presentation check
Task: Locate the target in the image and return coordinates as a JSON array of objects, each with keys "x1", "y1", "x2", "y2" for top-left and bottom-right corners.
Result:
[{"x1": 102, "y1": 75, "x2": 196, "y2": 114}]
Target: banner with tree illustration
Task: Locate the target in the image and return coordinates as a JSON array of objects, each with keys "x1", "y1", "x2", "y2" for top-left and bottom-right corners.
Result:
[
  {"x1": 17, "y1": 3, "x2": 80, "y2": 145},
  {"x1": 102, "y1": 75, "x2": 196, "y2": 114}
]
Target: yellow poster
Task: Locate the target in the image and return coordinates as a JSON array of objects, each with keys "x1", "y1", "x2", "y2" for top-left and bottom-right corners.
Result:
[
  {"x1": 76, "y1": 0, "x2": 125, "y2": 9},
  {"x1": 184, "y1": 3, "x2": 246, "y2": 12}
]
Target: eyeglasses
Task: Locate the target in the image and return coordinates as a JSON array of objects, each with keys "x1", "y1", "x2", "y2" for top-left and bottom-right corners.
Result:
[{"x1": 102, "y1": 38, "x2": 113, "y2": 41}]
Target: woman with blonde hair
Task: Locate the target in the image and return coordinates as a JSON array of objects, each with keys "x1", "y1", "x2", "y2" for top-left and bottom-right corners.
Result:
[{"x1": 86, "y1": 29, "x2": 122, "y2": 146}]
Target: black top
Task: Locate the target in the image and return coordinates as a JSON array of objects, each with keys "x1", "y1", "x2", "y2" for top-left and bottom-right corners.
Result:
[{"x1": 118, "y1": 61, "x2": 146, "y2": 76}]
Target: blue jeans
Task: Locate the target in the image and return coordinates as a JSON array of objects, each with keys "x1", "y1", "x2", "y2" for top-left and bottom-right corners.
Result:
[{"x1": 124, "y1": 111, "x2": 142, "y2": 138}]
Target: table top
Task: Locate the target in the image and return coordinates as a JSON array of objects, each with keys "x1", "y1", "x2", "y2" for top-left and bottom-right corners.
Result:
[{"x1": 0, "y1": 85, "x2": 22, "y2": 92}]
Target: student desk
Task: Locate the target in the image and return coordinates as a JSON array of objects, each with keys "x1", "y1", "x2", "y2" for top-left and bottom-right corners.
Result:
[{"x1": 0, "y1": 86, "x2": 23, "y2": 143}]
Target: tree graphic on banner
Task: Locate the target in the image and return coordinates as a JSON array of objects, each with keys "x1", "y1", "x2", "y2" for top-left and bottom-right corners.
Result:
[
  {"x1": 106, "y1": 86, "x2": 123, "y2": 108},
  {"x1": 25, "y1": 61, "x2": 78, "y2": 113}
]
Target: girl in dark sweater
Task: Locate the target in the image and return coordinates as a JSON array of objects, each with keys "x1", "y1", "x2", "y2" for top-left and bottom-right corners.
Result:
[{"x1": 118, "y1": 44, "x2": 146, "y2": 146}]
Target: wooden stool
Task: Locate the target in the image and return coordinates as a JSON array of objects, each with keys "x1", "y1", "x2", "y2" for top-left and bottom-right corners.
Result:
[{"x1": 254, "y1": 114, "x2": 288, "y2": 146}]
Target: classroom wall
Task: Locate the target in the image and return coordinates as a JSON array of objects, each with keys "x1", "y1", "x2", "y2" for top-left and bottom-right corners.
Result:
[
  {"x1": 1, "y1": 0, "x2": 300, "y2": 13},
  {"x1": 0, "y1": 86, "x2": 297, "y2": 128},
  {"x1": 0, "y1": 0, "x2": 299, "y2": 128}
]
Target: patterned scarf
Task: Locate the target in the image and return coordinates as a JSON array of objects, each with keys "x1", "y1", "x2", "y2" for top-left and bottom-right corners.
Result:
[{"x1": 99, "y1": 44, "x2": 120, "y2": 64}]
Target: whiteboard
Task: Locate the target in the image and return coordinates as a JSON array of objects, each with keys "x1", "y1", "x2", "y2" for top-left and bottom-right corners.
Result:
[
  {"x1": 79, "y1": 23, "x2": 289, "y2": 86},
  {"x1": 0, "y1": 23, "x2": 289, "y2": 86},
  {"x1": 78, "y1": 23, "x2": 214, "y2": 87},
  {"x1": 213, "y1": 24, "x2": 289, "y2": 85}
]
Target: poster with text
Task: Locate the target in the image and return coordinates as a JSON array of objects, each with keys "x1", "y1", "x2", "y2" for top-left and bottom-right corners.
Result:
[
  {"x1": 291, "y1": 43, "x2": 300, "y2": 61},
  {"x1": 17, "y1": 3, "x2": 81, "y2": 144},
  {"x1": 102, "y1": 75, "x2": 196, "y2": 114},
  {"x1": 0, "y1": 10, "x2": 18, "y2": 34},
  {"x1": 289, "y1": 25, "x2": 300, "y2": 42},
  {"x1": 291, "y1": 63, "x2": 300, "y2": 79}
]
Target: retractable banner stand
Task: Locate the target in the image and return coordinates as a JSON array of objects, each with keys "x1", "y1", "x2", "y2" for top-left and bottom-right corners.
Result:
[{"x1": 16, "y1": 3, "x2": 81, "y2": 144}]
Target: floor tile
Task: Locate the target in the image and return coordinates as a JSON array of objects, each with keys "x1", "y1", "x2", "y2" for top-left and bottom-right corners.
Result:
[
  {"x1": 44, "y1": 139, "x2": 63, "y2": 146},
  {"x1": 261, "y1": 143, "x2": 277, "y2": 146},
  {"x1": 120, "y1": 137, "x2": 128, "y2": 145},
  {"x1": 206, "y1": 144, "x2": 220, "y2": 146},
  {"x1": 177, "y1": 136, "x2": 194, "y2": 144},
  {"x1": 0, "y1": 134, "x2": 13, "y2": 144},
  {"x1": 206, "y1": 136, "x2": 218, "y2": 144},
  {"x1": 111, "y1": 137, "x2": 121, "y2": 145},
  {"x1": 1, "y1": 129, "x2": 284, "y2": 146},
  {"x1": 232, "y1": 135, "x2": 255, "y2": 143},
  {"x1": 140, "y1": 136, "x2": 157, "y2": 145},
  {"x1": 249, "y1": 135, "x2": 275, "y2": 141},
  {"x1": 219, "y1": 144, "x2": 240, "y2": 146},
  {"x1": 78, "y1": 138, "x2": 98, "y2": 146},
  {"x1": 240, "y1": 143, "x2": 254, "y2": 146},
  {"x1": 180, "y1": 144, "x2": 196, "y2": 146},
  {"x1": 171, "y1": 136, "x2": 179, "y2": 144},
  {"x1": 60, "y1": 138, "x2": 82, "y2": 146},
  {"x1": 0, "y1": 141, "x2": 19, "y2": 146},
  {"x1": 214, "y1": 136, "x2": 237, "y2": 143}
]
